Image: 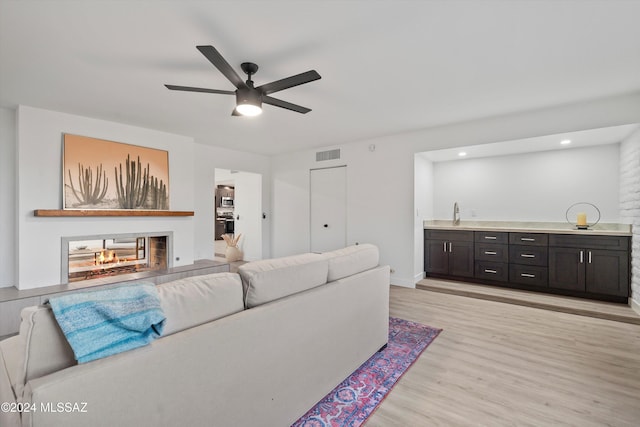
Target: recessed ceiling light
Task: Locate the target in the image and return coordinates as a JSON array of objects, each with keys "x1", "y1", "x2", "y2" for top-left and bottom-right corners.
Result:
[
  {"x1": 561, "y1": 139, "x2": 572, "y2": 145},
  {"x1": 458, "y1": 151, "x2": 467, "y2": 157}
]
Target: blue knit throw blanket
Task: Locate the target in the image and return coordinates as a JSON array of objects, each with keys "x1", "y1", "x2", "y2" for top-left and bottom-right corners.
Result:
[{"x1": 49, "y1": 283, "x2": 166, "y2": 363}]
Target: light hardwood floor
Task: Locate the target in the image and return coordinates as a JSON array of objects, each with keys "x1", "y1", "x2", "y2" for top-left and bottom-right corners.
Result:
[{"x1": 366, "y1": 286, "x2": 640, "y2": 427}]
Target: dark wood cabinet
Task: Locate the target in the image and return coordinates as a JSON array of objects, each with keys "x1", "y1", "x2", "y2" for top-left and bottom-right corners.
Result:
[
  {"x1": 508, "y1": 232, "x2": 549, "y2": 287},
  {"x1": 586, "y1": 249, "x2": 629, "y2": 296},
  {"x1": 424, "y1": 230, "x2": 474, "y2": 278},
  {"x1": 548, "y1": 235, "x2": 630, "y2": 297},
  {"x1": 424, "y1": 238, "x2": 449, "y2": 275},
  {"x1": 509, "y1": 264, "x2": 549, "y2": 287},
  {"x1": 548, "y1": 247, "x2": 584, "y2": 291},
  {"x1": 475, "y1": 260, "x2": 509, "y2": 282},
  {"x1": 509, "y1": 245, "x2": 548, "y2": 266},
  {"x1": 425, "y1": 228, "x2": 630, "y2": 303},
  {"x1": 509, "y1": 232, "x2": 548, "y2": 246},
  {"x1": 474, "y1": 231, "x2": 508, "y2": 282}
]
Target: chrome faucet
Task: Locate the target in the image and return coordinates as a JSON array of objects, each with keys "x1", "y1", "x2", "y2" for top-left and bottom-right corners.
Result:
[{"x1": 453, "y1": 202, "x2": 460, "y2": 225}]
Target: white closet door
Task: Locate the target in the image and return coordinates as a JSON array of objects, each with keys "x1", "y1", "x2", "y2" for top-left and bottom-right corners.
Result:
[
  {"x1": 233, "y1": 171, "x2": 262, "y2": 261},
  {"x1": 310, "y1": 166, "x2": 346, "y2": 253}
]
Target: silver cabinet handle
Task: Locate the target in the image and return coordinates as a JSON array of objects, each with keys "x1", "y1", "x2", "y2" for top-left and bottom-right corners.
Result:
[
  {"x1": 484, "y1": 236, "x2": 497, "y2": 240},
  {"x1": 520, "y1": 237, "x2": 535, "y2": 242},
  {"x1": 521, "y1": 254, "x2": 535, "y2": 258},
  {"x1": 448, "y1": 242, "x2": 452, "y2": 253},
  {"x1": 588, "y1": 251, "x2": 592, "y2": 264},
  {"x1": 484, "y1": 251, "x2": 497, "y2": 255},
  {"x1": 484, "y1": 269, "x2": 497, "y2": 274},
  {"x1": 580, "y1": 250, "x2": 584, "y2": 263},
  {"x1": 443, "y1": 242, "x2": 447, "y2": 252},
  {"x1": 521, "y1": 273, "x2": 536, "y2": 278}
]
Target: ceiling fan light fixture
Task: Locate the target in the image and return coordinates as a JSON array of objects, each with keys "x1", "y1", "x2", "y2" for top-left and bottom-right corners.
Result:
[
  {"x1": 236, "y1": 89, "x2": 262, "y2": 116},
  {"x1": 236, "y1": 103, "x2": 262, "y2": 116}
]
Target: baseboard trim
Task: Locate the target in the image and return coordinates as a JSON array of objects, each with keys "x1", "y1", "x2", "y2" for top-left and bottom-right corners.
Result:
[{"x1": 390, "y1": 275, "x2": 416, "y2": 288}]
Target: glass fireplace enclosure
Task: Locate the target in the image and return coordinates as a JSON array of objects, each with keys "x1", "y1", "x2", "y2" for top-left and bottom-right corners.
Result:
[{"x1": 62, "y1": 232, "x2": 171, "y2": 283}]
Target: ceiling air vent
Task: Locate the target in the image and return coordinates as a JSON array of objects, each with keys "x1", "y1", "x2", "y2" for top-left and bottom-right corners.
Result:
[{"x1": 316, "y1": 149, "x2": 340, "y2": 162}]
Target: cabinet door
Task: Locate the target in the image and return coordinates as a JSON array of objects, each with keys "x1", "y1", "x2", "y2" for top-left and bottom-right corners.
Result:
[
  {"x1": 425, "y1": 239, "x2": 449, "y2": 275},
  {"x1": 449, "y1": 241, "x2": 475, "y2": 278},
  {"x1": 549, "y1": 247, "x2": 585, "y2": 291},
  {"x1": 585, "y1": 250, "x2": 629, "y2": 297}
]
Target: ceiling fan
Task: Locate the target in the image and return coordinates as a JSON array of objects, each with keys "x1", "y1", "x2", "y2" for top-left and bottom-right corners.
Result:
[{"x1": 165, "y1": 45, "x2": 321, "y2": 116}]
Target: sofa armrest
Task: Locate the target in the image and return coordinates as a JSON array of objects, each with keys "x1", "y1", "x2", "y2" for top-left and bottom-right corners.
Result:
[{"x1": 0, "y1": 339, "x2": 21, "y2": 427}]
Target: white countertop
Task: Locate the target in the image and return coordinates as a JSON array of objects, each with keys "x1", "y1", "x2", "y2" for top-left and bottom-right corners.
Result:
[{"x1": 423, "y1": 220, "x2": 632, "y2": 236}]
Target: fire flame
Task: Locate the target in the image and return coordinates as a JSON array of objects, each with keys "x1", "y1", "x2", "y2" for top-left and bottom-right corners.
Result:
[{"x1": 96, "y1": 250, "x2": 120, "y2": 265}]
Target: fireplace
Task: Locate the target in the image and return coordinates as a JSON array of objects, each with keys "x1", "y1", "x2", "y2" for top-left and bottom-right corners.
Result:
[{"x1": 61, "y1": 232, "x2": 172, "y2": 283}]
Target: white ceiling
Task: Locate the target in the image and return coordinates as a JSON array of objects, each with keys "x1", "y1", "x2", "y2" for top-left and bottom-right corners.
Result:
[
  {"x1": 1, "y1": 0, "x2": 640, "y2": 156},
  {"x1": 420, "y1": 123, "x2": 640, "y2": 162}
]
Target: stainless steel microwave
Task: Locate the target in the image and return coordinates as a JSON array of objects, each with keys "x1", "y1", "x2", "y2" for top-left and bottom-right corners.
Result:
[{"x1": 221, "y1": 197, "x2": 234, "y2": 207}]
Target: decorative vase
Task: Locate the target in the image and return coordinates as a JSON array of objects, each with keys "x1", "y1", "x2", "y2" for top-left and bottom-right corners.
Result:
[{"x1": 225, "y1": 245, "x2": 243, "y2": 262}]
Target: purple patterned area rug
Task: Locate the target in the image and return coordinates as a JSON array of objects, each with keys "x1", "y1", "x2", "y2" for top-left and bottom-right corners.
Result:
[{"x1": 291, "y1": 317, "x2": 441, "y2": 427}]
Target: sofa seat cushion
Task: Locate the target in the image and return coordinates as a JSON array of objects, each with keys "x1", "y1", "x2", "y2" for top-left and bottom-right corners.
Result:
[
  {"x1": 158, "y1": 272, "x2": 244, "y2": 336},
  {"x1": 238, "y1": 253, "x2": 328, "y2": 308},
  {"x1": 322, "y1": 244, "x2": 380, "y2": 281}
]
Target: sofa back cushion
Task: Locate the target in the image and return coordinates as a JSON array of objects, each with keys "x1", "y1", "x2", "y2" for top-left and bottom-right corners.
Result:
[
  {"x1": 322, "y1": 243, "x2": 380, "y2": 281},
  {"x1": 13, "y1": 305, "x2": 76, "y2": 398},
  {"x1": 158, "y1": 272, "x2": 244, "y2": 336},
  {"x1": 238, "y1": 253, "x2": 328, "y2": 308}
]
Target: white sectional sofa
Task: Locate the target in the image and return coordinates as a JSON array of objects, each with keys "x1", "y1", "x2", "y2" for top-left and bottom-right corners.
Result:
[{"x1": 0, "y1": 244, "x2": 390, "y2": 427}]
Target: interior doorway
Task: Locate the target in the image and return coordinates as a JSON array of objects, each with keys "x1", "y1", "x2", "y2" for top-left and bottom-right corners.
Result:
[{"x1": 214, "y1": 169, "x2": 263, "y2": 261}]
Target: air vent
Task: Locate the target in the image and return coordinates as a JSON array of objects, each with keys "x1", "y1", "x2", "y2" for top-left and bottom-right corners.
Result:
[{"x1": 316, "y1": 149, "x2": 340, "y2": 162}]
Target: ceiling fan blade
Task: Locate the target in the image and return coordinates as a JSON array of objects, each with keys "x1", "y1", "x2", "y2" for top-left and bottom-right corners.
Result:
[
  {"x1": 196, "y1": 45, "x2": 247, "y2": 90},
  {"x1": 257, "y1": 70, "x2": 321, "y2": 95},
  {"x1": 263, "y1": 96, "x2": 312, "y2": 114},
  {"x1": 165, "y1": 84, "x2": 235, "y2": 95}
]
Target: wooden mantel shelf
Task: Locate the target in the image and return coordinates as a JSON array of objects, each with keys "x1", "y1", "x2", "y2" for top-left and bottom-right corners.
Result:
[{"x1": 34, "y1": 209, "x2": 194, "y2": 217}]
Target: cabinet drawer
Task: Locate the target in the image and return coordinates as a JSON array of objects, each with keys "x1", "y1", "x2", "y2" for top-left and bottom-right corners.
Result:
[
  {"x1": 509, "y1": 233, "x2": 548, "y2": 246},
  {"x1": 509, "y1": 245, "x2": 548, "y2": 266},
  {"x1": 475, "y1": 243, "x2": 508, "y2": 262},
  {"x1": 425, "y1": 229, "x2": 473, "y2": 242},
  {"x1": 509, "y1": 265, "x2": 548, "y2": 287},
  {"x1": 474, "y1": 231, "x2": 508, "y2": 244},
  {"x1": 548, "y1": 234, "x2": 630, "y2": 251},
  {"x1": 475, "y1": 261, "x2": 508, "y2": 282}
]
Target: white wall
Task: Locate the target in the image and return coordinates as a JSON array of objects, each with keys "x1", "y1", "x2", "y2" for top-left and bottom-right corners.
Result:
[
  {"x1": 272, "y1": 141, "x2": 410, "y2": 283},
  {"x1": 430, "y1": 144, "x2": 620, "y2": 222},
  {"x1": 414, "y1": 155, "x2": 434, "y2": 282},
  {"x1": 619, "y1": 128, "x2": 640, "y2": 311},
  {"x1": 0, "y1": 108, "x2": 16, "y2": 287},
  {"x1": 16, "y1": 106, "x2": 196, "y2": 289},
  {"x1": 271, "y1": 92, "x2": 640, "y2": 288}
]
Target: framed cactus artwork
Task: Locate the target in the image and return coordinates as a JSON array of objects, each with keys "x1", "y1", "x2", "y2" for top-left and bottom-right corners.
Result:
[{"x1": 63, "y1": 134, "x2": 170, "y2": 210}]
